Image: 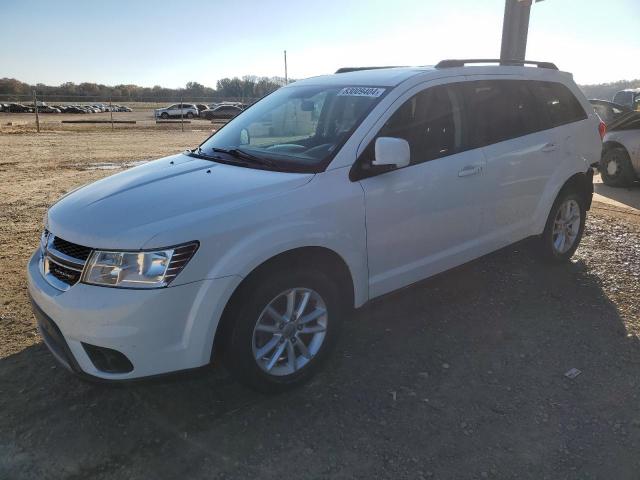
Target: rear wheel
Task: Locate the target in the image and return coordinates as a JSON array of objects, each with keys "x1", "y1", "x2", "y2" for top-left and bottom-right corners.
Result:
[
  {"x1": 600, "y1": 146, "x2": 636, "y2": 187},
  {"x1": 186, "y1": 112, "x2": 194, "y2": 119},
  {"x1": 222, "y1": 267, "x2": 343, "y2": 392},
  {"x1": 538, "y1": 189, "x2": 586, "y2": 262}
]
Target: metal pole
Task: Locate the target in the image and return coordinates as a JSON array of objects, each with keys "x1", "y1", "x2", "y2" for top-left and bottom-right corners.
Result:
[
  {"x1": 109, "y1": 96, "x2": 114, "y2": 130},
  {"x1": 500, "y1": 0, "x2": 532, "y2": 63},
  {"x1": 180, "y1": 92, "x2": 184, "y2": 132},
  {"x1": 284, "y1": 50, "x2": 288, "y2": 85},
  {"x1": 33, "y1": 90, "x2": 40, "y2": 133}
]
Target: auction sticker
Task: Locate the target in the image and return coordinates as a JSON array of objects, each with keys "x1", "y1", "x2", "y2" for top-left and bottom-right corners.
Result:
[{"x1": 337, "y1": 87, "x2": 386, "y2": 97}]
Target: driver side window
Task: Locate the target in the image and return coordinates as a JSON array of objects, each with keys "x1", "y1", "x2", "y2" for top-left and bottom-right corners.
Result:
[{"x1": 355, "y1": 84, "x2": 462, "y2": 177}]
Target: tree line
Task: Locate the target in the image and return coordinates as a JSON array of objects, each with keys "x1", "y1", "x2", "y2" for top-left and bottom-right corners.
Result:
[
  {"x1": 0, "y1": 75, "x2": 289, "y2": 102},
  {"x1": 2, "y1": 75, "x2": 638, "y2": 104}
]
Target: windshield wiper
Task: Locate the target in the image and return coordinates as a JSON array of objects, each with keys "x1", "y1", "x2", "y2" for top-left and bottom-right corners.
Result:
[{"x1": 211, "y1": 147, "x2": 278, "y2": 169}]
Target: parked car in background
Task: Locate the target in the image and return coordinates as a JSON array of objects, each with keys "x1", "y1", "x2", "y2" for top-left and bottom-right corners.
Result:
[
  {"x1": 65, "y1": 106, "x2": 87, "y2": 114},
  {"x1": 613, "y1": 88, "x2": 640, "y2": 111},
  {"x1": 590, "y1": 99, "x2": 632, "y2": 125},
  {"x1": 200, "y1": 104, "x2": 243, "y2": 120},
  {"x1": 29, "y1": 59, "x2": 601, "y2": 391},
  {"x1": 37, "y1": 105, "x2": 61, "y2": 113},
  {"x1": 8, "y1": 103, "x2": 30, "y2": 113},
  {"x1": 591, "y1": 99, "x2": 640, "y2": 186},
  {"x1": 154, "y1": 103, "x2": 199, "y2": 119},
  {"x1": 196, "y1": 104, "x2": 208, "y2": 113}
]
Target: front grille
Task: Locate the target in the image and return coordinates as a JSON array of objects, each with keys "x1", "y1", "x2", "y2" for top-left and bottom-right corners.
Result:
[
  {"x1": 48, "y1": 260, "x2": 82, "y2": 285},
  {"x1": 52, "y1": 236, "x2": 92, "y2": 261},
  {"x1": 42, "y1": 232, "x2": 91, "y2": 290}
]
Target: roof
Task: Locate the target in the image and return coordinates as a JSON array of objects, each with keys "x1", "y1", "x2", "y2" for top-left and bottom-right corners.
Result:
[
  {"x1": 290, "y1": 67, "x2": 435, "y2": 87},
  {"x1": 289, "y1": 63, "x2": 569, "y2": 89}
]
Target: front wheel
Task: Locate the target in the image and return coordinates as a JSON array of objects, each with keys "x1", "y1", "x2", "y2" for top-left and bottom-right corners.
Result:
[
  {"x1": 222, "y1": 267, "x2": 343, "y2": 392},
  {"x1": 160, "y1": 112, "x2": 169, "y2": 119},
  {"x1": 538, "y1": 190, "x2": 586, "y2": 262},
  {"x1": 186, "y1": 112, "x2": 194, "y2": 119}
]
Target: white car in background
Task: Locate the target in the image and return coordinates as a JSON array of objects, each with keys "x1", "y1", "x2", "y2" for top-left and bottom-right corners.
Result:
[
  {"x1": 590, "y1": 99, "x2": 640, "y2": 186},
  {"x1": 28, "y1": 59, "x2": 602, "y2": 392},
  {"x1": 154, "y1": 103, "x2": 199, "y2": 119}
]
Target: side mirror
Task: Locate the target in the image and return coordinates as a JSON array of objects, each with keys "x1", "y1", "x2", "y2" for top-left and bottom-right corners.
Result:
[
  {"x1": 240, "y1": 128, "x2": 250, "y2": 145},
  {"x1": 373, "y1": 137, "x2": 410, "y2": 168}
]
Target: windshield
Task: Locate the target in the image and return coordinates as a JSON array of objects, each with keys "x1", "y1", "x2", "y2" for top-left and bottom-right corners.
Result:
[{"x1": 197, "y1": 84, "x2": 387, "y2": 172}]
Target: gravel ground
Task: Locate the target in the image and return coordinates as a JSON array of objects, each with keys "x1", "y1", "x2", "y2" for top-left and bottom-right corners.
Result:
[{"x1": 1, "y1": 130, "x2": 639, "y2": 479}]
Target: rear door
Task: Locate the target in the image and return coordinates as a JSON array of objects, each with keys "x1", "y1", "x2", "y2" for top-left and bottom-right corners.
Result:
[
  {"x1": 356, "y1": 80, "x2": 489, "y2": 298},
  {"x1": 461, "y1": 78, "x2": 555, "y2": 243}
]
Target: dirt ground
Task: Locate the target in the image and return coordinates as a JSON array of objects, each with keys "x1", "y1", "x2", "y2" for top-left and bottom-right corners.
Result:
[{"x1": 1, "y1": 128, "x2": 640, "y2": 479}]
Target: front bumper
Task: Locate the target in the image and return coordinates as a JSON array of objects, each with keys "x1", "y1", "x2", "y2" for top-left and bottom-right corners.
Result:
[{"x1": 27, "y1": 250, "x2": 241, "y2": 381}]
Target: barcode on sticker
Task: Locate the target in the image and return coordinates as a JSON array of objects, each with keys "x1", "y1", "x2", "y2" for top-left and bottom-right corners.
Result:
[{"x1": 337, "y1": 87, "x2": 385, "y2": 98}]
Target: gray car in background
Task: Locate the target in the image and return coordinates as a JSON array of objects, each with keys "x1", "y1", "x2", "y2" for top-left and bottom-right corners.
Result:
[
  {"x1": 154, "y1": 103, "x2": 199, "y2": 119},
  {"x1": 590, "y1": 99, "x2": 640, "y2": 186},
  {"x1": 613, "y1": 88, "x2": 640, "y2": 110}
]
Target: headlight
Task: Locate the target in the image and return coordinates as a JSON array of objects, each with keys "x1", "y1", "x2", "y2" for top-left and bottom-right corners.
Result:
[{"x1": 82, "y1": 242, "x2": 198, "y2": 289}]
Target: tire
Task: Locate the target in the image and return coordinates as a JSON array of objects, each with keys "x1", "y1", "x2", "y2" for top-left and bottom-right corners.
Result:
[
  {"x1": 600, "y1": 146, "x2": 636, "y2": 187},
  {"x1": 186, "y1": 112, "x2": 194, "y2": 119},
  {"x1": 222, "y1": 266, "x2": 344, "y2": 393},
  {"x1": 538, "y1": 189, "x2": 587, "y2": 262},
  {"x1": 160, "y1": 112, "x2": 169, "y2": 119}
]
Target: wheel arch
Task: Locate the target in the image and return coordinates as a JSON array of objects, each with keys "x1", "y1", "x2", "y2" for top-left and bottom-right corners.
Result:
[
  {"x1": 602, "y1": 140, "x2": 629, "y2": 156},
  {"x1": 558, "y1": 170, "x2": 594, "y2": 212},
  {"x1": 211, "y1": 246, "x2": 356, "y2": 360}
]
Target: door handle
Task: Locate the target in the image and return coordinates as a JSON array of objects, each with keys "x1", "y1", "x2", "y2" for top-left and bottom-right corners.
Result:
[
  {"x1": 458, "y1": 165, "x2": 483, "y2": 177},
  {"x1": 541, "y1": 142, "x2": 557, "y2": 152}
]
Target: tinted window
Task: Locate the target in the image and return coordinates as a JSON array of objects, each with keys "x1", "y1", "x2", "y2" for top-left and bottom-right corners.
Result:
[
  {"x1": 529, "y1": 81, "x2": 587, "y2": 128},
  {"x1": 462, "y1": 80, "x2": 542, "y2": 148},
  {"x1": 374, "y1": 84, "x2": 462, "y2": 165}
]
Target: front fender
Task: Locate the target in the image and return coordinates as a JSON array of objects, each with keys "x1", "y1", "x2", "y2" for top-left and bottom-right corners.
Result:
[{"x1": 209, "y1": 170, "x2": 368, "y2": 307}]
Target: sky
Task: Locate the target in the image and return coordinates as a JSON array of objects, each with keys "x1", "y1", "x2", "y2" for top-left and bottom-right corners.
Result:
[{"x1": 1, "y1": 0, "x2": 638, "y2": 88}]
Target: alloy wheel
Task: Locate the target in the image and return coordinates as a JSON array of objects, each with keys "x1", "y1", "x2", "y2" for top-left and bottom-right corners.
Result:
[
  {"x1": 252, "y1": 288, "x2": 328, "y2": 376},
  {"x1": 552, "y1": 199, "x2": 581, "y2": 254}
]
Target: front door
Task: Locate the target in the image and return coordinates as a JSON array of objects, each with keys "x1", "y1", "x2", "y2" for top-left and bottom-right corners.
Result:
[{"x1": 356, "y1": 82, "x2": 488, "y2": 298}]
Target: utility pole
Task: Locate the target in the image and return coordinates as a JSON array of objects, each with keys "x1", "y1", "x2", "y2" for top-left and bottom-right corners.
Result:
[
  {"x1": 284, "y1": 50, "x2": 288, "y2": 85},
  {"x1": 500, "y1": 0, "x2": 543, "y2": 62},
  {"x1": 109, "y1": 96, "x2": 114, "y2": 130},
  {"x1": 33, "y1": 90, "x2": 40, "y2": 133},
  {"x1": 180, "y1": 91, "x2": 184, "y2": 132}
]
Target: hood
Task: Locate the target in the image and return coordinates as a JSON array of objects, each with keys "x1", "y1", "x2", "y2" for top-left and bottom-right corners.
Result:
[{"x1": 47, "y1": 153, "x2": 313, "y2": 249}]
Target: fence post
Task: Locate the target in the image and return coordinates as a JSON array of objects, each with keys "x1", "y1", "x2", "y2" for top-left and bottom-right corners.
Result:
[
  {"x1": 180, "y1": 92, "x2": 184, "y2": 132},
  {"x1": 33, "y1": 90, "x2": 40, "y2": 133},
  {"x1": 110, "y1": 96, "x2": 114, "y2": 130}
]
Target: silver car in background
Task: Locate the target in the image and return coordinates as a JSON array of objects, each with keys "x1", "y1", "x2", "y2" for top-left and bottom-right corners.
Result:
[
  {"x1": 590, "y1": 99, "x2": 640, "y2": 187},
  {"x1": 154, "y1": 103, "x2": 199, "y2": 119}
]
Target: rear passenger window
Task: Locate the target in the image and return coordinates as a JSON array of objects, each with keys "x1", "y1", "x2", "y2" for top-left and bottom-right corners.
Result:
[
  {"x1": 462, "y1": 80, "x2": 541, "y2": 148},
  {"x1": 374, "y1": 84, "x2": 463, "y2": 165},
  {"x1": 529, "y1": 81, "x2": 587, "y2": 128}
]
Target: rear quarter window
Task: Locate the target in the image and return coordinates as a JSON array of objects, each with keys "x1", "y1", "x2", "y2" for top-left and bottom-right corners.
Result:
[
  {"x1": 529, "y1": 81, "x2": 587, "y2": 128},
  {"x1": 460, "y1": 79, "x2": 543, "y2": 148}
]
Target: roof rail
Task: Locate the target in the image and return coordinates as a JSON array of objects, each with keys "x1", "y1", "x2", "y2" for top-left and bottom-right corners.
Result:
[
  {"x1": 435, "y1": 59, "x2": 558, "y2": 70},
  {"x1": 335, "y1": 66, "x2": 404, "y2": 74}
]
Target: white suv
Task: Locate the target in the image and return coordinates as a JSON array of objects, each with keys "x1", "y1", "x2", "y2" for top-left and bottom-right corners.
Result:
[
  {"x1": 28, "y1": 60, "x2": 602, "y2": 391},
  {"x1": 154, "y1": 103, "x2": 199, "y2": 119}
]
